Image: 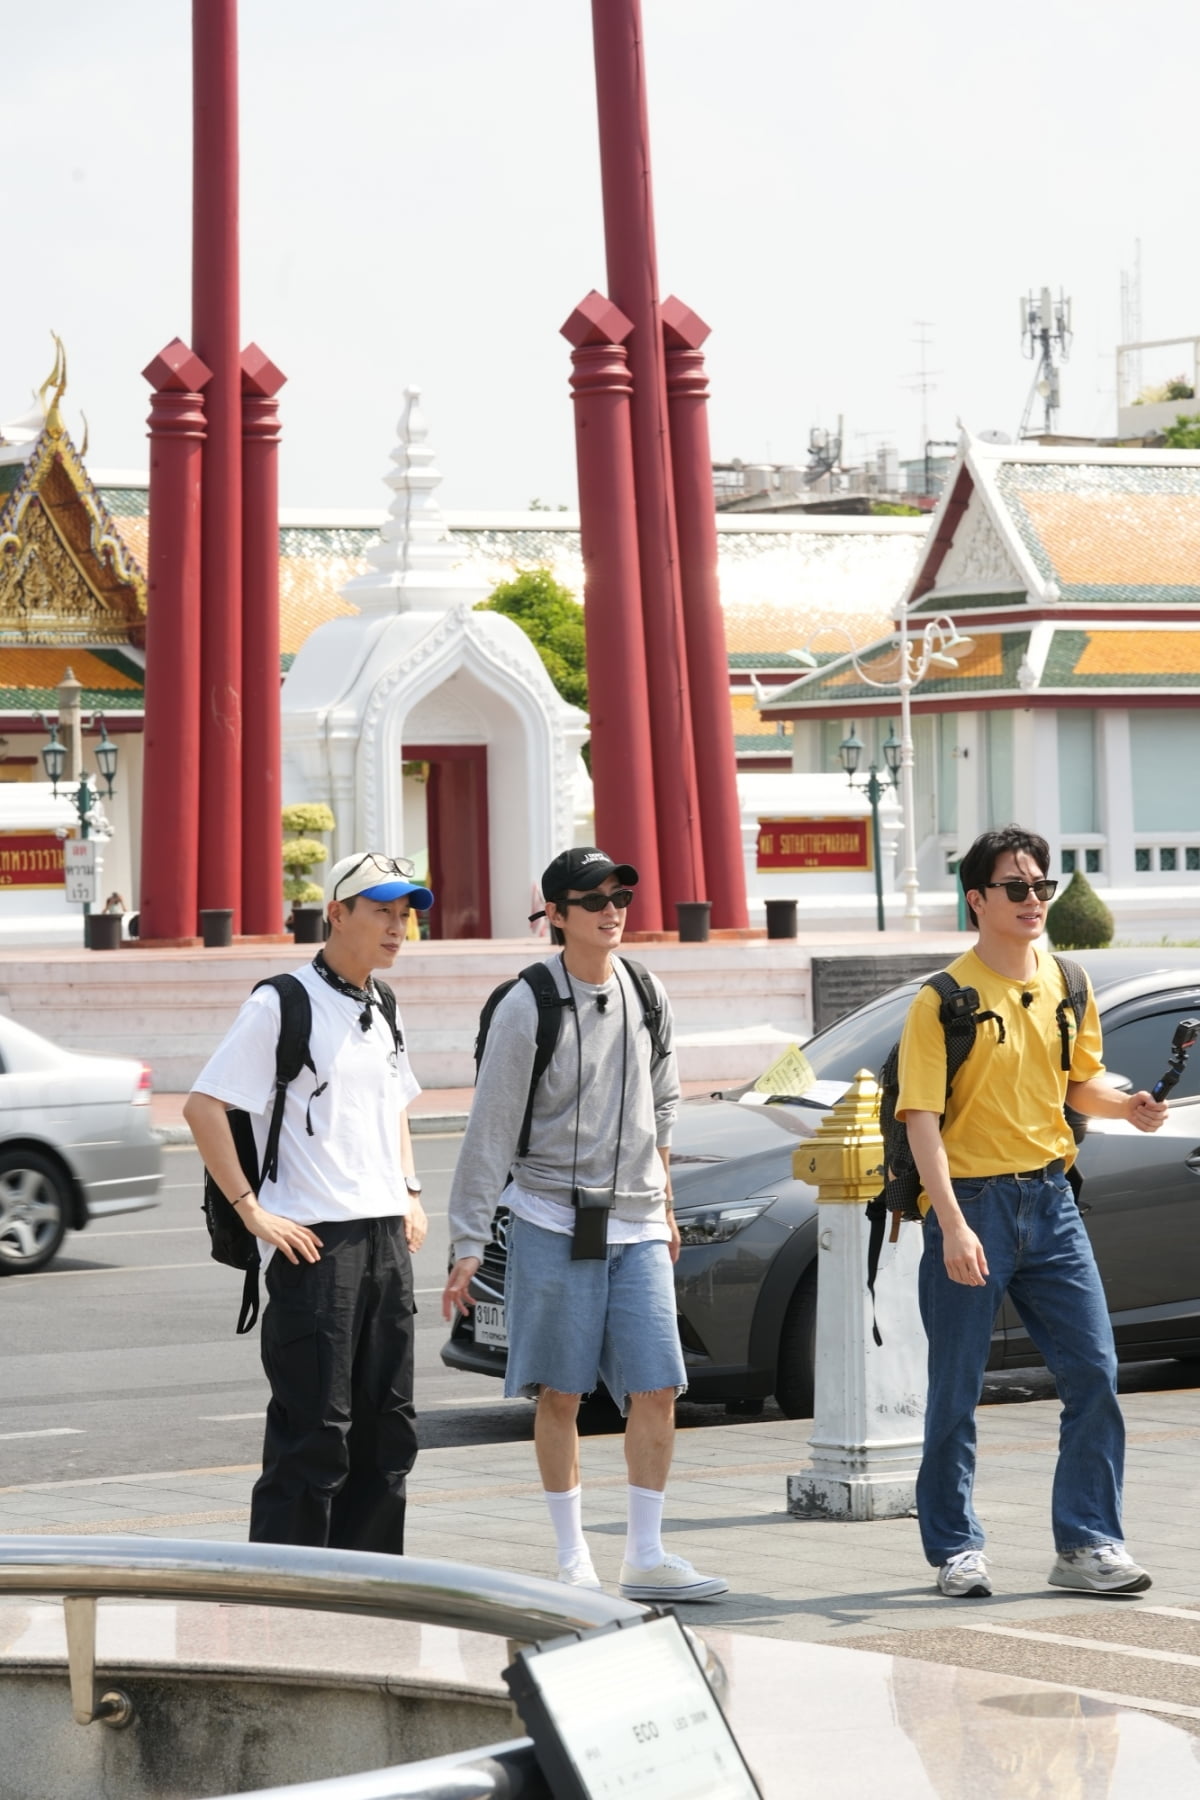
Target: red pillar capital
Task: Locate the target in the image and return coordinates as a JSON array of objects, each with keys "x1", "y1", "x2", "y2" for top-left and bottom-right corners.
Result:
[
  {"x1": 561, "y1": 301, "x2": 663, "y2": 928},
  {"x1": 662, "y1": 297, "x2": 749, "y2": 928},
  {"x1": 240, "y1": 344, "x2": 287, "y2": 936},
  {"x1": 138, "y1": 343, "x2": 211, "y2": 943}
]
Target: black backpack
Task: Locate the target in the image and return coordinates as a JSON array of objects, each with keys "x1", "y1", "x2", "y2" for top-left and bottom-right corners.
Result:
[
  {"x1": 865, "y1": 954, "x2": 1088, "y2": 1342},
  {"x1": 474, "y1": 957, "x2": 669, "y2": 1158},
  {"x1": 201, "y1": 972, "x2": 399, "y2": 1334}
]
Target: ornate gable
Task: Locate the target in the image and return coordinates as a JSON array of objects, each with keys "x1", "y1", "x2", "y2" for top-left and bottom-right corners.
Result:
[
  {"x1": 922, "y1": 484, "x2": 1026, "y2": 602},
  {"x1": 0, "y1": 434, "x2": 148, "y2": 647}
]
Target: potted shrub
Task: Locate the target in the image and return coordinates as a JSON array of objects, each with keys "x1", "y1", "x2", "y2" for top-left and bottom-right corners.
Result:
[
  {"x1": 1046, "y1": 870, "x2": 1113, "y2": 950},
  {"x1": 283, "y1": 802, "x2": 335, "y2": 943}
]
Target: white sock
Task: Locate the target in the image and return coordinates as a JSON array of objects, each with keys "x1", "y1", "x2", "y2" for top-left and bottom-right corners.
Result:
[
  {"x1": 544, "y1": 1485, "x2": 588, "y2": 1567},
  {"x1": 625, "y1": 1484, "x2": 666, "y2": 1570}
]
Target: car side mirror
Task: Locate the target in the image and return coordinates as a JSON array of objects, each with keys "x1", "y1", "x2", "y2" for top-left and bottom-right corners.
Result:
[{"x1": 1102, "y1": 1073, "x2": 1134, "y2": 1094}]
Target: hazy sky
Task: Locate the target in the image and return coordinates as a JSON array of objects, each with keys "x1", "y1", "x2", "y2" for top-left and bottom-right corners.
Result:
[{"x1": 6, "y1": 1, "x2": 1200, "y2": 511}]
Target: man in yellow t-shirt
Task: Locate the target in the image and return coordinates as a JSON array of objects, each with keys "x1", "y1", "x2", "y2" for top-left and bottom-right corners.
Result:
[{"x1": 896, "y1": 826, "x2": 1167, "y2": 1600}]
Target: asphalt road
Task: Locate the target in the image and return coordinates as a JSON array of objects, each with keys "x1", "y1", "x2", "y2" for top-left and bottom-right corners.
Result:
[{"x1": 2, "y1": 1140, "x2": 1196, "y2": 1491}]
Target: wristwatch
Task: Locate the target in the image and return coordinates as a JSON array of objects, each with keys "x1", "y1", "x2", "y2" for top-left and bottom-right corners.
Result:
[{"x1": 404, "y1": 1176, "x2": 423, "y2": 1197}]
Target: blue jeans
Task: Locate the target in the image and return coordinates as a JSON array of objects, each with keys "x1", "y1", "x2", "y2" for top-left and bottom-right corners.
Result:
[{"x1": 916, "y1": 1171, "x2": 1125, "y2": 1566}]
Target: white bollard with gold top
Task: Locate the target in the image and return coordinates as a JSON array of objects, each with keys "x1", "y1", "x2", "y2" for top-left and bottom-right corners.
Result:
[{"x1": 786, "y1": 1068, "x2": 928, "y2": 1521}]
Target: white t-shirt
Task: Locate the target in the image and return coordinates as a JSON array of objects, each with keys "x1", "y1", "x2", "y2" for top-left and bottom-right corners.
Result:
[
  {"x1": 506, "y1": 1181, "x2": 670, "y2": 1246},
  {"x1": 193, "y1": 962, "x2": 420, "y2": 1231}
]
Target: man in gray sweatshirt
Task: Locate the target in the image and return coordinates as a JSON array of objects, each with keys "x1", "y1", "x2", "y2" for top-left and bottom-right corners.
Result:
[{"x1": 443, "y1": 847, "x2": 727, "y2": 1601}]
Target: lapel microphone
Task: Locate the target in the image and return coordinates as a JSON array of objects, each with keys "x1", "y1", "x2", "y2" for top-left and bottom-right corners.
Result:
[
  {"x1": 596, "y1": 992, "x2": 609, "y2": 1013},
  {"x1": 1021, "y1": 991, "x2": 1034, "y2": 1008}
]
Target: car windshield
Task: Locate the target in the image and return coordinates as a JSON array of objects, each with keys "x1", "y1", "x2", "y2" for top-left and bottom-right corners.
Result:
[
  {"x1": 748, "y1": 984, "x2": 917, "y2": 1102},
  {"x1": 794, "y1": 987, "x2": 916, "y2": 1083}
]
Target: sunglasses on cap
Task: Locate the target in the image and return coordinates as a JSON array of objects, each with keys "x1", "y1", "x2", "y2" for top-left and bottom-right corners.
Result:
[
  {"x1": 981, "y1": 879, "x2": 1058, "y2": 903},
  {"x1": 332, "y1": 852, "x2": 416, "y2": 902}
]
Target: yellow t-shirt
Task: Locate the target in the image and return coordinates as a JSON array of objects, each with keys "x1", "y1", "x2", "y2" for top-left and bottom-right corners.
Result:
[{"x1": 896, "y1": 947, "x2": 1104, "y2": 1178}]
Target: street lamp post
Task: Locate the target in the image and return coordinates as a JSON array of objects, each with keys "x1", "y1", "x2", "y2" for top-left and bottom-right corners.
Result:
[
  {"x1": 39, "y1": 703, "x2": 120, "y2": 934},
  {"x1": 799, "y1": 606, "x2": 974, "y2": 931},
  {"x1": 839, "y1": 724, "x2": 902, "y2": 932}
]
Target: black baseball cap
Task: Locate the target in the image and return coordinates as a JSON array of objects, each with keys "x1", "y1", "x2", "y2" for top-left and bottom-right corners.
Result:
[{"x1": 538, "y1": 847, "x2": 639, "y2": 908}]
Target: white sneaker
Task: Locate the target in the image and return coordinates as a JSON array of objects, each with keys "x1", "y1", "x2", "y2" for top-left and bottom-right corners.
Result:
[
  {"x1": 618, "y1": 1553, "x2": 728, "y2": 1602},
  {"x1": 936, "y1": 1550, "x2": 992, "y2": 1598},
  {"x1": 557, "y1": 1553, "x2": 602, "y2": 1590},
  {"x1": 1049, "y1": 1543, "x2": 1151, "y2": 1594}
]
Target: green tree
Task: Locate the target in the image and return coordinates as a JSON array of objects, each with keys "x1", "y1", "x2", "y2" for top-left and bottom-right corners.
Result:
[
  {"x1": 479, "y1": 568, "x2": 588, "y2": 711},
  {"x1": 1163, "y1": 413, "x2": 1200, "y2": 449}
]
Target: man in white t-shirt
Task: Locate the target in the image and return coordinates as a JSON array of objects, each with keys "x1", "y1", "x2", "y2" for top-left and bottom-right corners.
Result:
[{"x1": 184, "y1": 852, "x2": 433, "y2": 1554}]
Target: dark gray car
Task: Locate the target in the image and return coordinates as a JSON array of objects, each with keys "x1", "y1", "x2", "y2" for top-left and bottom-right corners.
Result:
[{"x1": 441, "y1": 951, "x2": 1200, "y2": 1414}]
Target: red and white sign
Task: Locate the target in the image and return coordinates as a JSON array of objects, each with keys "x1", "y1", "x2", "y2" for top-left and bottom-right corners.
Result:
[
  {"x1": 0, "y1": 832, "x2": 66, "y2": 890},
  {"x1": 64, "y1": 838, "x2": 98, "y2": 905},
  {"x1": 756, "y1": 817, "x2": 871, "y2": 873}
]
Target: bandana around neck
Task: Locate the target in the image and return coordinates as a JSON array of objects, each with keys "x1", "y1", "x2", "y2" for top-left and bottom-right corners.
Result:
[{"x1": 312, "y1": 950, "x2": 377, "y2": 1032}]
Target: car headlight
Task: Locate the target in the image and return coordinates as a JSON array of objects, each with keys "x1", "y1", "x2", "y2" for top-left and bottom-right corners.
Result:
[{"x1": 676, "y1": 1196, "x2": 775, "y2": 1246}]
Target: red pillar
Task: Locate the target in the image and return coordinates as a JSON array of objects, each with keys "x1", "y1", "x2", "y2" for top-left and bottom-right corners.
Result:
[
  {"x1": 139, "y1": 340, "x2": 212, "y2": 943},
  {"x1": 662, "y1": 297, "x2": 749, "y2": 929},
  {"x1": 240, "y1": 344, "x2": 287, "y2": 936},
  {"x1": 590, "y1": 0, "x2": 706, "y2": 912},
  {"x1": 192, "y1": 0, "x2": 243, "y2": 926},
  {"x1": 562, "y1": 293, "x2": 663, "y2": 929}
]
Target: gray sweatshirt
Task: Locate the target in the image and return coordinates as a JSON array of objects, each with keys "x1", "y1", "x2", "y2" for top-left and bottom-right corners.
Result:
[{"x1": 448, "y1": 956, "x2": 680, "y2": 1263}]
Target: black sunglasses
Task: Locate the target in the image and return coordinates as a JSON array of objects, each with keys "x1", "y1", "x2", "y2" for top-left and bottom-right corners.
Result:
[
  {"x1": 559, "y1": 887, "x2": 635, "y2": 913},
  {"x1": 982, "y1": 879, "x2": 1058, "y2": 903},
  {"x1": 332, "y1": 852, "x2": 415, "y2": 902}
]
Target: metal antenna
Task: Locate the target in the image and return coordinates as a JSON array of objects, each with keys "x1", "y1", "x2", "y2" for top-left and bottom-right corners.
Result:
[
  {"x1": 1019, "y1": 288, "x2": 1073, "y2": 437},
  {"x1": 904, "y1": 321, "x2": 941, "y2": 455},
  {"x1": 1119, "y1": 240, "x2": 1142, "y2": 407}
]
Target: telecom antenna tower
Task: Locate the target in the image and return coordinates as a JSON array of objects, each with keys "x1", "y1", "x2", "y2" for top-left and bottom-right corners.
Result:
[
  {"x1": 1019, "y1": 287, "x2": 1073, "y2": 436},
  {"x1": 1119, "y1": 241, "x2": 1143, "y2": 407}
]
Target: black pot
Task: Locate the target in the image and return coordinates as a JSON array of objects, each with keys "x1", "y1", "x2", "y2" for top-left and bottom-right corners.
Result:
[
  {"x1": 765, "y1": 898, "x2": 799, "y2": 940},
  {"x1": 86, "y1": 913, "x2": 123, "y2": 951},
  {"x1": 676, "y1": 900, "x2": 712, "y2": 943},
  {"x1": 292, "y1": 907, "x2": 325, "y2": 944},
  {"x1": 200, "y1": 908, "x2": 234, "y2": 949}
]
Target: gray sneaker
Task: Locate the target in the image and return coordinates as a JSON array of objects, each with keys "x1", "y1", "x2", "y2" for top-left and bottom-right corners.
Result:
[
  {"x1": 936, "y1": 1550, "x2": 992, "y2": 1597},
  {"x1": 1049, "y1": 1543, "x2": 1151, "y2": 1594}
]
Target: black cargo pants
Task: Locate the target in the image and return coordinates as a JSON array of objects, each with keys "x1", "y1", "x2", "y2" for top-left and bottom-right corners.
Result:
[{"x1": 249, "y1": 1216, "x2": 417, "y2": 1553}]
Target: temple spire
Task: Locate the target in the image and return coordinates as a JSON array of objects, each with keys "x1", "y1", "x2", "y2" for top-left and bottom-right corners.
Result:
[{"x1": 341, "y1": 387, "x2": 485, "y2": 614}]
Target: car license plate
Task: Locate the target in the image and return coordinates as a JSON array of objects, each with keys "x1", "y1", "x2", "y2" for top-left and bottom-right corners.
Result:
[{"x1": 474, "y1": 1301, "x2": 508, "y2": 1348}]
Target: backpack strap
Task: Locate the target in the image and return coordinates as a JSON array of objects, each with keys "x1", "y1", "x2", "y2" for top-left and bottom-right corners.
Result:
[
  {"x1": 515, "y1": 961, "x2": 574, "y2": 1159},
  {"x1": 867, "y1": 972, "x2": 983, "y2": 1345},
  {"x1": 1050, "y1": 953, "x2": 1089, "y2": 1073},
  {"x1": 236, "y1": 1266, "x2": 260, "y2": 1336},
  {"x1": 251, "y1": 974, "x2": 317, "y2": 1184},
  {"x1": 374, "y1": 978, "x2": 402, "y2": 1053},
  {"x1": 617, "y1": 956, "x2": 670, "y2": 1063}
]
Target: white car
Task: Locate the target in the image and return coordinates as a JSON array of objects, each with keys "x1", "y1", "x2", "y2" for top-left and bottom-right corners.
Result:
[{"x1": 0, "y1": 1015, "x2": 162, "y2": 1274}]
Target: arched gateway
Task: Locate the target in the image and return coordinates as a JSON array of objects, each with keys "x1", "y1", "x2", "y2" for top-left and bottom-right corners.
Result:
[{"x1": 281, "y1": 392, "x2": 589, "y2": 939}]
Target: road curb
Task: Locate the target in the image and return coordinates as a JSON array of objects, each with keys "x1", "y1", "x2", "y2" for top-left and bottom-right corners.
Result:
[{"x1": 154, "y1": 1112, "x2": 469, "y2": 1148}]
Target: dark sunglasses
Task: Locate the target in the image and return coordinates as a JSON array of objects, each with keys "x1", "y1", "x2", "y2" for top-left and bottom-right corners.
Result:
[
  {"x1": 559, "y1": 887, "x2": 635, "y2": 913},
  {"x1": 982, "y1": 879, "x2": 1058, "y2": 903},
  {"x1": 332, "y1": 852, "x2": 415, "y2": 902}
]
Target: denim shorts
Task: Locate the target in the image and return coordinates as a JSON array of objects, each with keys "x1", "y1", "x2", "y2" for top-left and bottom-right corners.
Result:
[{"x1": 503, "y1": 1215, "x2": 687, "y2": 1413}]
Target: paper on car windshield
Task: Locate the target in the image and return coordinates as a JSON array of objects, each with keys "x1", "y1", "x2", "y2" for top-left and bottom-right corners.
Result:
[{"x1": 753, "y1": 1045, "x2": 815, "y2": 1097}]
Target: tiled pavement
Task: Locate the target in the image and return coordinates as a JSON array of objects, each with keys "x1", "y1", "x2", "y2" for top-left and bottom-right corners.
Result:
[{"x1": 2, "y1": 1388, "x2": 1198, "y2": 1732}]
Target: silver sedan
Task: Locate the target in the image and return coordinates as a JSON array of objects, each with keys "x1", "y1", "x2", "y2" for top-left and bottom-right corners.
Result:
[{"x1": 0, "y1": 1015, "x2": 162, "y2": 1274}]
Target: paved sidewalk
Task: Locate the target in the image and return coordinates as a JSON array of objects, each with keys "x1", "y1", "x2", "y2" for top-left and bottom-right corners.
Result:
[
  {"x1": 150, "y1": 1078, "x2": 726, "y2": 1142},
  {"x1": 2, "y1": 1387, "x2": 1197, "y2": 1730}
]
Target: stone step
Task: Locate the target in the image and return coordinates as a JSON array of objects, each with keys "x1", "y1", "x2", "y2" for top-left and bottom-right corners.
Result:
[{"x1": 0, "y1": 942, "x2": 816, "y2": 1092}]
